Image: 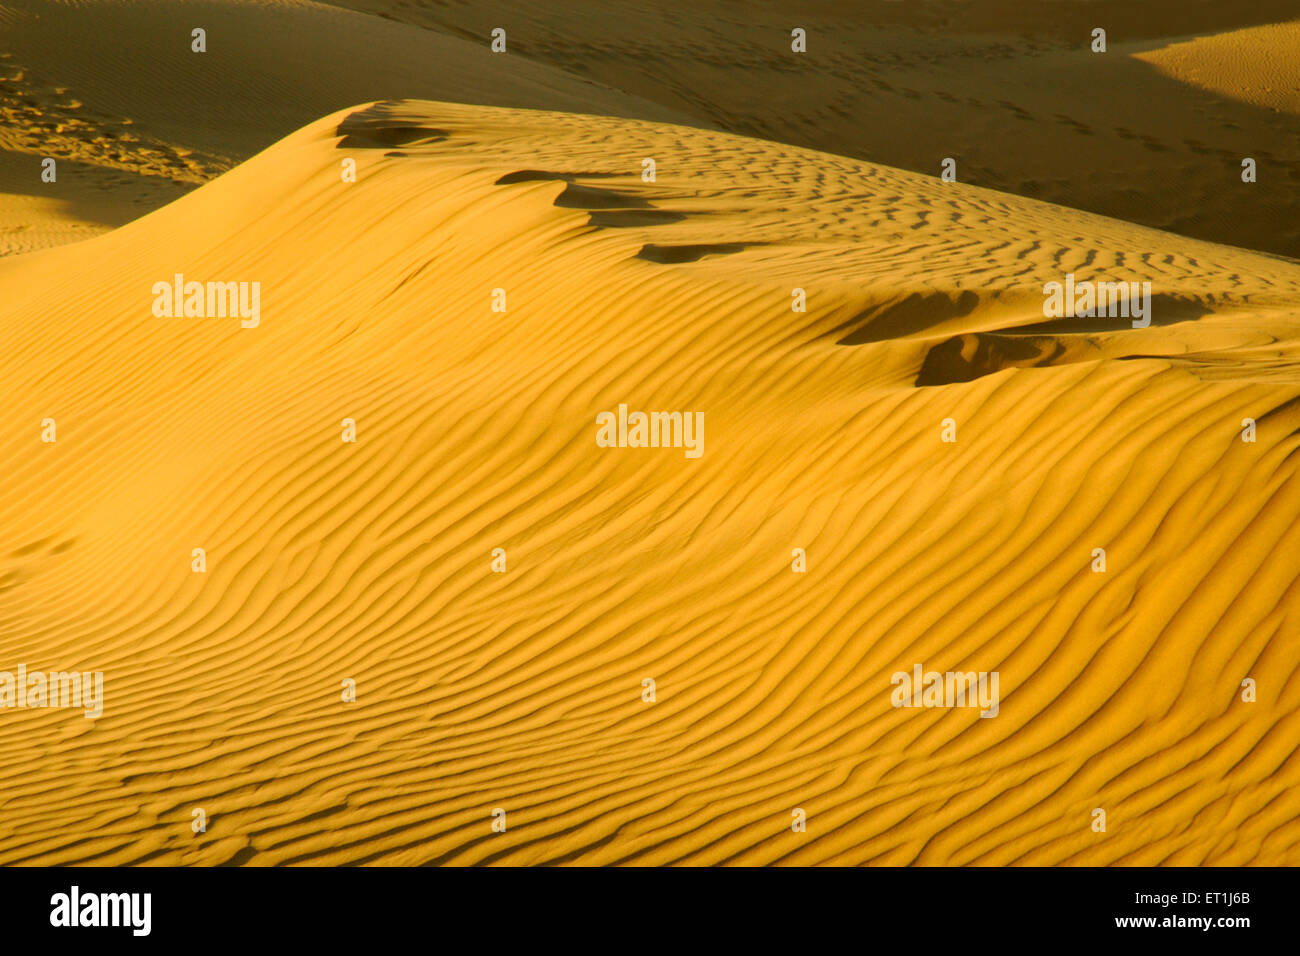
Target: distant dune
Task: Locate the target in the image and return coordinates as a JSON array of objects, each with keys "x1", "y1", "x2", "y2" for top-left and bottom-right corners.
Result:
[
  {"x1": 4, "y1": 2, "x2": 1300, "y2": 258},
  {"x1": 0, "y1": 99, "x2": 1297, "y2": 864},
  {"x1": 331, "y1": 0, "x2": 1300, "y2": 259},
  {"x1": 1135, "y1": 20, "x2": 1300, "y2": 116}
]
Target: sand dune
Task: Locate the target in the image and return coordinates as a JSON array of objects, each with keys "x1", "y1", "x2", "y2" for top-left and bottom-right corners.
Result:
[
  {"x1": 0, "y1": 99, "x2": 1297, "y2": 865},
  {"x1": 6, "y1": 1, "x2": 1300, "y2": 260},
  {"x1": 331, "y1": 1, "x2": 1300, "y2": 259},
  {"x1": 1135, "y1": 20, "x2": 1300, "y2": 117},
  {"x1": 0, "y1": 0, "x2": 703, "y2": 255}
]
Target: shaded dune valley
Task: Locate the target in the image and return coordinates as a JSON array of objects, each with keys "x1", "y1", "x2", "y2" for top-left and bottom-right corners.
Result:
[{"x1": 1, "y1": 99, "x2": 1299, "y2": 866}]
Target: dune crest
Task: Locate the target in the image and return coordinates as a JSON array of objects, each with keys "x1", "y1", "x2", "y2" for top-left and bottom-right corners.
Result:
[{"x1": 0, "y1": 100, "x2": 1297, "y2": 865}]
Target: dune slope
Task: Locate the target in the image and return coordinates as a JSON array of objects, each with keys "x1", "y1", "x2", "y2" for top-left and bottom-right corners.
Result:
[{"x1": 0, "y1": 100, "x2": 1298, "y2": 865}]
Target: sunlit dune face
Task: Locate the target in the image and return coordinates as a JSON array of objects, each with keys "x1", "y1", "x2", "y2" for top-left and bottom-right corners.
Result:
[{"x1": 0, "y1": 1, "x2": 1298, "y2": 869}]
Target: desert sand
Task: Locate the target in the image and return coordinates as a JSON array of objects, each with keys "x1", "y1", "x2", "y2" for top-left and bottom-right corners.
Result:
[
  {"x1": 6, "y1": 2, "x2": 1300, "y2": 259},
  {"x1": 0, "y1": 0, "x2": 703, "y2": 256},
  {"x1": 0, "y1": 1, "x2": 1297, "y2": 866}
]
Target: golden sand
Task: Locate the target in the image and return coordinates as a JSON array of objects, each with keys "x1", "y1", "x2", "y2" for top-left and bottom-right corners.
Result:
[
  {"x1": 1, "y1": 1, "x2": 1298, "y2": 866},
  {"x1": 0, "y1": 97, "x2": 1297, "y2": 864}
]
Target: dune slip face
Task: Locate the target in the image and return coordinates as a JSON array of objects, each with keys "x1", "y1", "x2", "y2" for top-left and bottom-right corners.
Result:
[{"x1": 0, "y1": 98, "x2": 1298, "y2": 866}]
